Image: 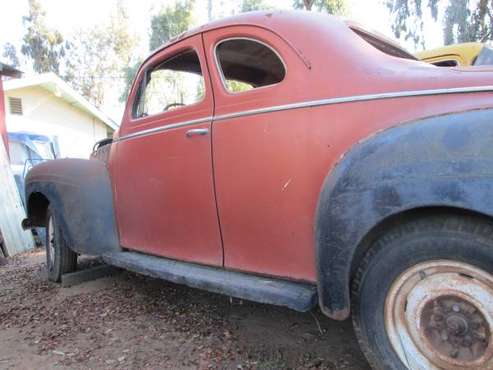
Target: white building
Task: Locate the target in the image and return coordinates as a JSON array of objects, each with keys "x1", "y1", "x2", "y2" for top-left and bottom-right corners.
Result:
[{"x1": 3, "y1": 73, "x2": 117, "y2": 159}]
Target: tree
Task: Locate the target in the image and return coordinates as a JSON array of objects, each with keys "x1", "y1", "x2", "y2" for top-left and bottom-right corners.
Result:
[
  {"x1": 443, "y1": 0, "x2": 492, "y2": 44},
  {"x1": 20, "y1": 0, "x2": 68, "y2": 74},
  {"x1": 120, "y1": 61, "x2": 141, "y2": 103},
  {"x1": 65, "y1": 1, "x2": 138, "y2": 107},
  {"x1": 241, "y1": 0, "x2": 270, "y2": 12},
  {"x1": 149, "y1": 1, "x2": 194, "y2": 51},
  {"x1": 121, "y1": 1, "x2": 194, "y2": 102},
  {"x1": 2, "y1": 43, "x2": 20, "y2": 68},
  {"x1": 386, "y1": 0, "x2": 493, "y2": 48},
  {"x1": 293, "y1": 0, "x2": 347, "y2": 14}
]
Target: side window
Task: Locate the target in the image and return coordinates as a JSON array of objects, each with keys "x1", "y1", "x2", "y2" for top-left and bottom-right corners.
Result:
[
  {"x1": 215, "y1": 38, "x2": 286, "y2": 93},
  {"x1": 9, "y1": 142, "x2": 30, "y2": 165},
  {"x1": 134, "y1": 50, "x2": 205, "y2": 118}
]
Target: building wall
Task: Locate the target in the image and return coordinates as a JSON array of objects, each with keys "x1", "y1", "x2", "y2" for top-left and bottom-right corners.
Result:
[{"x1": 4, "y1": 86, "x2": 110, "y2": 158}]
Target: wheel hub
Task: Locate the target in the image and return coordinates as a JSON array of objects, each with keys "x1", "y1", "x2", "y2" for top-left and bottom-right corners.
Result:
[
  {"x1": 422, "y1": 295, "x2": 490, "y2": 362},
  {"x1": 385, "y1": 260, "x2": 493, "y2": 369}
]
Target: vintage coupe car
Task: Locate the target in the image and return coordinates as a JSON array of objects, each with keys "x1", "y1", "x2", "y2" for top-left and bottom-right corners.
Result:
[
  {"x1": 22, "y1": 11, "x2": 493, "y2": 370},
  {"x1": 416, "y1": 42, "x2": 493, "y2": 67}
]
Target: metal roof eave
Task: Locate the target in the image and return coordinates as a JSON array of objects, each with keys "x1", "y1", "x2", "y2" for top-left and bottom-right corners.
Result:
[{"x1": 3, "y1": 73, "x2": 118, "y2": 131}]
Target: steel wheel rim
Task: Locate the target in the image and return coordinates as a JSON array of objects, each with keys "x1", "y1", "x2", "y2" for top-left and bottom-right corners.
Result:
[
  {"x1": 47, "y1": 216, "x2": 55, "y2": 271},
  {"x1": 385, "y1": 260, "x2": 493, "y2": 369}
]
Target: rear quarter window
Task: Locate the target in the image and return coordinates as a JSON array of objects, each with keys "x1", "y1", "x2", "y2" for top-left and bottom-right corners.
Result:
[{"x1": 215, "y1": 38, "x2": 286, "y2": 93}]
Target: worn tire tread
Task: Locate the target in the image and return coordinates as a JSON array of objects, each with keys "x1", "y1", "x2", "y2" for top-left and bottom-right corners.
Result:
[
  {"x1": 351, "y1": 212, "x2": 493, "y2": 369},
  {"x1": 46, "y1": 206, "x2": 77, "y2": 282}
]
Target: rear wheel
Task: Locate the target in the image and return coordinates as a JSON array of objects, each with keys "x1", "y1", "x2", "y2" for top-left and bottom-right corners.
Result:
[
  {"x1": 45, "y1": 206, "x2": 77, "y2": 282},
  {"x1": 352, "y1": 214, "x2": 493, "y2": 369}
]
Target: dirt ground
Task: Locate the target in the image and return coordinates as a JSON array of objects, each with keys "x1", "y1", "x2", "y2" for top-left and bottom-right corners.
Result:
[{"x1": 0, "y1": 250, "x2": 370, "y2": 370}]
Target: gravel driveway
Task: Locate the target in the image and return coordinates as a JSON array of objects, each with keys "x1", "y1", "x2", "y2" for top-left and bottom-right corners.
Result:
[{"x1": 0, "y1": 250, "x2": 369, "y2": 370}]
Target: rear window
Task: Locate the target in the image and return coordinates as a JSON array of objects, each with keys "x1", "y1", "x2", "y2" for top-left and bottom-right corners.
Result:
[
  {"x1": 349, "y1": 24, "x2": 417, "y2": 60},
  {"x1": 433, "y1": 60, "x2": 459, "y2": 67},
  {"x1": 474, "y1": 46, "x2": 493, "y2": 66}
]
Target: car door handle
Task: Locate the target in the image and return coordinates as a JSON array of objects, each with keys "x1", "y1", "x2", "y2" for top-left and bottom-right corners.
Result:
[{"x1": 186, "y1": 128, "x2": 209, "y2": 138}]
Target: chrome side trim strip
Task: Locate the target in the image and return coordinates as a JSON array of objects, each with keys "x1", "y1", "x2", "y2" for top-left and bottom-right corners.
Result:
[
  {"x1": 118, "y1": 86, "x2": 493, "y2": 141},
  {"x1": 213, "y1": 85, "x2": 493, "y2": 122},
  {"x1": 118, "y1": 116, "x2": 213, "y2": 141}
]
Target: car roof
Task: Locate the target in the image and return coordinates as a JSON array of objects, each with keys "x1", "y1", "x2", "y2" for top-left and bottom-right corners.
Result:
[{"x1": 144, "y1": 10, "x2": 413, "y2": 65}]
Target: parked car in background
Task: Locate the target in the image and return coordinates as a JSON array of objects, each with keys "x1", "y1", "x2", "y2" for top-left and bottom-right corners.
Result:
[
  {"x1": 22, "y1": 11, "x2": 493, "y2": 369},
  {"x1": 9, "y1": 131, "x2": 58, "y2": 245},
  {"x1": 417, "y1": 41, "x2": 493, "y2": 66}
]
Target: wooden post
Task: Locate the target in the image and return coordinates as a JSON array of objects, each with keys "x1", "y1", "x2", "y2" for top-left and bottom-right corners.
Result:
[
  {"x1": 0, "y1": 138, "x2": 35, "y2": 256},
  {"x1": 0, "y1": 74, "x2": 35, "y2": 256}
]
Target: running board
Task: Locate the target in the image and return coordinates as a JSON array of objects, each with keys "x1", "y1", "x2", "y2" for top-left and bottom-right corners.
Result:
[{"x1": 103, "y1": 252, "x2": 317, "y2": 312}]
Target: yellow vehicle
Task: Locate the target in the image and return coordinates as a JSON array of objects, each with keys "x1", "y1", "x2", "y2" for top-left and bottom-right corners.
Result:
[{"x1": 416, "y1": 42, "x2": 493, "y2": 67}]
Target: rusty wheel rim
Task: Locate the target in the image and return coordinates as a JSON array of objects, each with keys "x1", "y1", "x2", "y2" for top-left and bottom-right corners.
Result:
[{"x1": 384, "y1": 260, "x2": 493, "y2": 369}]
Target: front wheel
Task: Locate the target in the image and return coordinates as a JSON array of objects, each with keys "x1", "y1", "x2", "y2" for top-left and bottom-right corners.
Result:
[
  {"x1": 352, "y1": 214, "x2": 493, "y2": 369},
  {"x1": 45, "y1": 206, "x2": 77, "y2": 282}
]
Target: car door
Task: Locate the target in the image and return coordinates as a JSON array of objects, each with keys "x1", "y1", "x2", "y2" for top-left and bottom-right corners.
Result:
[
  {"x1": 112, "y1": 35, "x2": 223, "y2": 266},
  {"x1": 204, "y1": 27, "x2": 322, "y2": 281}
]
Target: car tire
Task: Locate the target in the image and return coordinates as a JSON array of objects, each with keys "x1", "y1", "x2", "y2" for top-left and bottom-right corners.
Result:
[
  {"x1": 351, "y1": 213, "x2": 493, "y2": 370},
  {"x1": 45, "y1": 206, "x2": 77, "y2": 282}
]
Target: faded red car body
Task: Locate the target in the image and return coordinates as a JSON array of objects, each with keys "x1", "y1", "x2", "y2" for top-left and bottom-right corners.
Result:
[
  {"x1": 23, "y1": 11, "x2": 493, "y2": 369},
  {"x1": 24, "y1": 10, "x2": 493, "y2": 319},
  {"x1": 114, "y1": 11, "x2": 493, "y2": 282}
]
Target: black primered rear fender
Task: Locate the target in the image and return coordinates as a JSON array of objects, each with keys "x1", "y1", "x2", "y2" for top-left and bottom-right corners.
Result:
[
  {"x1": 316, "y1": 108, "x2": 493, "y2": 320},
  {"x1": 24, "y1": 158, "x2": 120, "y2": 255}
]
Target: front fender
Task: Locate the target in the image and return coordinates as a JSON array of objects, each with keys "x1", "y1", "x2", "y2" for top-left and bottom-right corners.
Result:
[
  {"x1": 24, "y1": 158, "x2": 120, "y2": 255},
  {"x1": 316, "y1": 108, "x2": 493, "y2": 320}
]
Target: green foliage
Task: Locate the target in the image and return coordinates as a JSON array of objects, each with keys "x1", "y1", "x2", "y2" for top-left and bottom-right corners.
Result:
[
  {"x1": 386, "y1": 0, "x2": 493, "y2": 48},
  {"x1": 241, "y1": 0, "x2": 271, "y2": 12},
  {"x1": 120, "y1": 61, "x2": 141, "y2": 103},
  {"x1": 226, "y1": 80, "x2": 253, "y2": 92},
  {"x1": 443, "y1": 0, "x2": 492, "y2": 44},
  {"x1": 20, "y1": 0, "x2": 68, "y2": 73},
  {"x1": 121, "y1": 1, "x2": 194, "y2": 103},
  {"x1": 149, "y1": 1, "x2": 194, "y2": 51},
  {"x1": 2, "y1": 43, "x2": 20, "y2": 68},
  {"x1": 64, "y1": 1, "x2": 138, "y2": 107},
  {"x1": 293, "y1": 0, "x2": 347, "y2": 14}
]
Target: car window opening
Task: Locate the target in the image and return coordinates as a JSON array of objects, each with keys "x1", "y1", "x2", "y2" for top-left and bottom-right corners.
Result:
[
  {"x1": 474, "y1": 45, "x2": 493, "y2": 66},
  {"x1": 134, "y1": 49, "x2": 205, "y2": 119},
  {"x1": 433, "y1": 60, "x2": 459, "y2": 67},
  {"x1": 349, "y1": 26, "x2": 417, "y2": 60},
  {"x1": 216, "y1": 38, "x2": 286, "y2": 93}
]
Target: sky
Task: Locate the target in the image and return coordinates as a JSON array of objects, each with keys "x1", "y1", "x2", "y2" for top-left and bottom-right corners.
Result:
[{"x1": 0, "y1": 0, "x2": 446, "y2": 120}]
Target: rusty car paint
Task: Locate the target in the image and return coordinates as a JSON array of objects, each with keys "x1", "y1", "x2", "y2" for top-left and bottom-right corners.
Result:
[
  {"x1": 198, "y1": 16, "x2": 493, "y2": 282},
  {"x1": 112, "y1": 11, "x2": 493, "y2": 300},
  {"x1": 112, "y1": 34, "x2": 223, "y2": 266}
]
